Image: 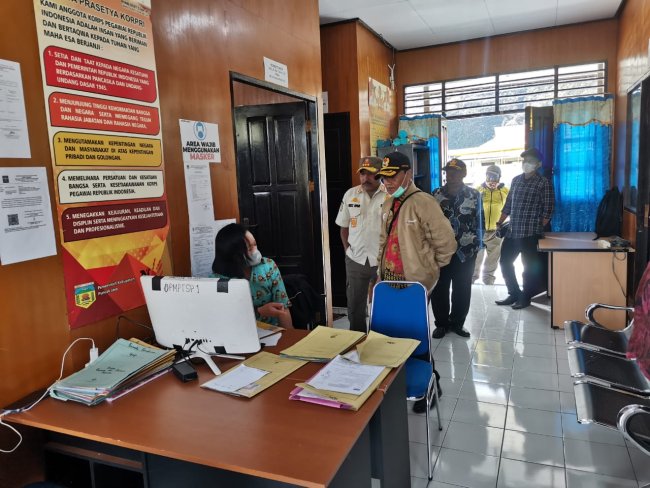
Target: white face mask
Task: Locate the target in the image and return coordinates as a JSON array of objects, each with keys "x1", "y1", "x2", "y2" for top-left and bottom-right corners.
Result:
[
  {"x1": 246, "y1": 249, "x2": 262, "y2": 266},
  {"x1": 522, "y1": 162, "x2": 537, "y2": 174}
]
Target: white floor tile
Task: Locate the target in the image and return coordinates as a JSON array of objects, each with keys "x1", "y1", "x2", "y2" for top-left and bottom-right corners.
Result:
[
  {"x1": 563, "y1": 438, "x2": 635, "y2": 480},
  {"x1": 451, "y1": 398, "x2": 507, "y2": 428},
  {"x1": 475, "y1": 339, "x2": 516, "y2": 355},
  {"x1": 560, "y1": 413, "x2": 626, "y2": 446},
  {"x1": 435, "y1": 360, "x2": 469, "y2": 380},
  {"x1": 434, "y1": 347, "x2": 472, "y2": 363},
  {"x1": 466, "y1": 364, "x2": 512, "y2": 385},
  {"x1": 472, "y1": 351, "x2": 514, "y2": 368},
  {"x1": 565, "y1": 468, "x2": 638, "y2": 487},
  {"x1": 433, "y1": 448, "x2": 500, "y2": 488},
  {"x1": 441, "y1": 421, "x2": 504, "y2": 456},
  {"x1": 458, "y1": 380, "x2": 510, "y2": 405},
  {"x1": 481, "y1": 328, "x2": 517, "y2": 342},
  {"x1": 505, "y1": 405, "x2": 563, "y2": 437},
  {"x1": 515, "y1": 342, "x2": 557, "y2": 359},
  {"x1": 508, "y1": 387, "x2": 561, "y2": 412},
  {"x1": 558, "y1": 374, "x2": 575, "y2": 393},
  {"x1": 559, "y1": 392, "x2": 577, "y2": 415},
  {"x1": 516, "y1": 330, "x2": 556, "y2": 345},
  {"x1": 408, "y1": 413, "x2": 448, "y2": 446},
  {"x1": 408, "y1": 396, "x2": 458, "y2": 421},
  {"x1": 438, "y1": 377, "x2": 464, "y2": 398},
  {"x1": 511, "y1": 370, "x2": 560, "y2": 390},
  {"x1": 409, "y1": 441, "x2": 440, "y2": 479},
  {"x1": 497, "y1": 458, "x2": 566, "y2": 488},
  {"x1": 626, "y1": 445, "x2": 650, "y2": 486},
  {"x1": 557, "y1": 358, "x2": 571, "y2": 375},
  {"x1": 501, "y1": 429, "x2": 565, "y2": 467},
  {"x1": 513, "y1": 355, "x2": 558, "y2": 373}
]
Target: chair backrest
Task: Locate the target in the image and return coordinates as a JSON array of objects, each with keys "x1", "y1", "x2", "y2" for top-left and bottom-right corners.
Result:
[{"x1": 369, "y1": 281, "x2": 431, "y2": 357}]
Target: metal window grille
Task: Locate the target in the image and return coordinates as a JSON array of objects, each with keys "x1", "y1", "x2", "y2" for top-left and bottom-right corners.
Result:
[{"x1": 404, "y1": 62, "x2": 606, "y2": 119}]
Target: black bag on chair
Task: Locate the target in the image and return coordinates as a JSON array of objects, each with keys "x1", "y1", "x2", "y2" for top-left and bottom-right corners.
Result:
[
  {"x1": 282, "y1": 274, "x2": 322, "y2": 330},
  {"x1": 595, "y1": 187, "x2": 623, "y2": 238}
]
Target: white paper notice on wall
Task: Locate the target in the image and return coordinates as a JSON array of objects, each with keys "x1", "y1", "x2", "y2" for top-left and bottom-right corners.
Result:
[
  {"x1": 179, "y1": 119, "x2": 221, "y2": 164},
  {"x1": 323, "y1": 91, "x2": 329, "y2": 114},
  {"x1": 190, "y1": 218, "x2": 235, "y2": 277},
  {"x1": 263, "y1": 57, "x2": 289, "y2": 88},
  {"x1": 0, "y1": 167, "x2": 57, "y2": 265},
  {"x1": 0, "y1": 60, "x2": 31, "y2": 159}
]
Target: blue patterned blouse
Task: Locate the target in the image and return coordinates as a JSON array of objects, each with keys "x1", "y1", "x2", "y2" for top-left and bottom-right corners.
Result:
[{"x1": 213, "y1": 257, "x2": 289, "y2": 325}]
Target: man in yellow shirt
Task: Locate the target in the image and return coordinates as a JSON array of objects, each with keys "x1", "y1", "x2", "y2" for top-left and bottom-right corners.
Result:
[{"x1": 473, "y1": 165, "x2": 509, "y2": 285}]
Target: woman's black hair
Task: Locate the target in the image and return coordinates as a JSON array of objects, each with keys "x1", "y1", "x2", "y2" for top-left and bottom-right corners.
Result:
[{"x1": 212, "y1": 223, "x2": 248, "y2": 278}]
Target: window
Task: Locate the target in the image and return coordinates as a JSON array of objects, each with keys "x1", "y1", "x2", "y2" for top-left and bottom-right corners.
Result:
[{"x1": 404, "y1": 62, "x2": 606, "y2": 118}]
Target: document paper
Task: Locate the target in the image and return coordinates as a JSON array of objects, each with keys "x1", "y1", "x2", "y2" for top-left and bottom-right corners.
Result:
[
  {"x1": 201, "y1": 364, "x2": 269, "y2": 393},
  {"x1": 280, "y1": 326, "x2": 365, "y2": 361},
  {"x1": 0, "y1": 167, "x2": 57, "y2": 264},
  {"x1": 355, "y1": 331, "x2": 420, "y2": 367},
  {"x1": 307, "y1": 355, "x2": 384, "y2": 395},
  {"x1": 0, "y1": 59, "x2": 30, "y2": 158}
]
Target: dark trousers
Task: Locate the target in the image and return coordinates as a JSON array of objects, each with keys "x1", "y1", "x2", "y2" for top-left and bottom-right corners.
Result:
[
  {"x1": 345, "y1": 256, "x2": 377, "y2": 333},
  {"x1": 499, "y1": 236, "x2": 545, "y2": 300},
  {"x1": 431, "y1": 254, "x2": 476, "y2": 331}
]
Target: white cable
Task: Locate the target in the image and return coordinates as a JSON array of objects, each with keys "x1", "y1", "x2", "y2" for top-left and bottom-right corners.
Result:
[{"x1": 0, "y1": 337, "x2": 96, "y2": 454}]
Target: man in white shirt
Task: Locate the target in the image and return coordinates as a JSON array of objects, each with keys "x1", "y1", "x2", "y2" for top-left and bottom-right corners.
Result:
[{"x1": 335, "y1": 157, "x2": 386, "y2": 332}]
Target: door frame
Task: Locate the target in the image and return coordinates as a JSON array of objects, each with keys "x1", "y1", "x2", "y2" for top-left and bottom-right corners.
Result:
[{"x1": 228, "y1": 72, "x2": 329, "y2": 321}]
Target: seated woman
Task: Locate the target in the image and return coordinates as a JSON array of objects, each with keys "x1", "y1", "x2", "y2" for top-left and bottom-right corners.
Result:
[{"x1": 212, "y1": 223, "x2": 293, "y2": 328}]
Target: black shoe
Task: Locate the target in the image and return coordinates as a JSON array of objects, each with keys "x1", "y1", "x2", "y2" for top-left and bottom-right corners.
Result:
[
  {"x1": 452, "y1": 327, "x2": 470, "y2": 338},
  {"x1": 432, "y1": 327, "x2": 447, "y2": 339},
  {"x1": 495, "y1": 295, "x2": 518, "y2": 306},
  {"x1": 512, "y1": 298, "x2": 531, "y2": 310},
  {"x1": 412, "y1": 388, "x2": 441, "y2": 413}
]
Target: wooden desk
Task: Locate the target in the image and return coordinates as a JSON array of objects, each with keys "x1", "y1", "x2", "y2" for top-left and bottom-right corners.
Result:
[
  {"x1": 538, "y1": 232, "x2": 631, "y2": 330},
  {"x1": 6, "y1": 330, "x2": 409, "y2": 488}
]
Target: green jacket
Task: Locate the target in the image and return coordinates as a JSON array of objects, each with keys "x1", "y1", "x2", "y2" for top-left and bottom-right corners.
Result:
[{"x1": 477, "y1": 183, "x2": 509, "y2": 231}]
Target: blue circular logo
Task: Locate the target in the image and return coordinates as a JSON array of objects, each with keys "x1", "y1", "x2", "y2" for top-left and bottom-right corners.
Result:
[{"x1": 193, "y1": 122, "x2": 206, "y2": 140}]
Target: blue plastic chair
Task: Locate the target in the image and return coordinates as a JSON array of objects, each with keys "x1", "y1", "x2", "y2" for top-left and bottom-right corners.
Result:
[{"x1": 369, "y1": 280, "x2": 442, "y2": 480}]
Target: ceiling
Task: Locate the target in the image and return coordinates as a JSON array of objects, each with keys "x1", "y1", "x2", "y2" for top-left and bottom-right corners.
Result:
[{"x1": 319, "y1": 0, "x2": 623, "y2": 50}]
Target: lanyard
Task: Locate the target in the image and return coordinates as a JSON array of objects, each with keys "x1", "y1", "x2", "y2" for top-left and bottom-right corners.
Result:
[{"x1": 386, "y1": 191, "x2": 419, "y2": 235}]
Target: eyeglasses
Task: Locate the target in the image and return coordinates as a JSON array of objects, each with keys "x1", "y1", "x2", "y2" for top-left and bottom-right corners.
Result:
[{"x1": 486, "y1": 175, "x2": 500, "y2": 182}]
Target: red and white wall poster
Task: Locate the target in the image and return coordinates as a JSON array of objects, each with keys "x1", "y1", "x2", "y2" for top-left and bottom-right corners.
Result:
[{"x1": 33, "y1": 0, "x2": 170, "y2": 328}]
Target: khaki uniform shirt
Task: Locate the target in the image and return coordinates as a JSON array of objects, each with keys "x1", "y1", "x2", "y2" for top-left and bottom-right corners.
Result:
[{"x1": 335, "y1": 185, "x2": 386, "y2": 267}]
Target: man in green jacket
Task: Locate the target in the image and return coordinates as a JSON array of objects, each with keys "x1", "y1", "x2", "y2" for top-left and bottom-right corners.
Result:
[{"x1": 473, "y1": 165, "x2": 509, "y2": 285}]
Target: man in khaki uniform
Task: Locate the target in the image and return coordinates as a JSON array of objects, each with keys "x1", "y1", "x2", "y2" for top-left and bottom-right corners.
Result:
[
  {"x1": 375, "y1": 151, "x2": 456, "y2": 414},
  {"x1": 335, "y1": 157, "x2": 386, "y2": 332}
]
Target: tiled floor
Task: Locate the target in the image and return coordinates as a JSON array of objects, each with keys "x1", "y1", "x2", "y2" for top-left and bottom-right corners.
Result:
[{"x1": 334, "y1": 284, "x2": 647, "y2": 487}]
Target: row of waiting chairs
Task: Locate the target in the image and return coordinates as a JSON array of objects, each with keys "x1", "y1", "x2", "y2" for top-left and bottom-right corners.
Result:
[{"x1": 564, "y1": 304, "x2": 650, "y2": 455}]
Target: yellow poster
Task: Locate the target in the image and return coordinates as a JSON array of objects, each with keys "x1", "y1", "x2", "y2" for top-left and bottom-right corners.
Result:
[
  {"x1": 33, "y1": 0, "x2": 169, "y2": 328},
  {"x1": 369, "y1": 78, "x2": 396, "y2": 156}
]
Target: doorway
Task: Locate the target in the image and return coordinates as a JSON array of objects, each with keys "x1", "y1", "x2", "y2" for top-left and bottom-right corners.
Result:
[
  {"x1": 323, "y1": 112, "x2": 352, "y2": 307},
  {"x1": 231, "y1": 74, "x2": 324, "y2": 300}
]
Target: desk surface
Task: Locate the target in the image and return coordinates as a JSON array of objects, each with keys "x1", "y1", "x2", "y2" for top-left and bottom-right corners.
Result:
[
  {"x1": 7, "y1": 330, "x2": 398, "y2": 488},
  {"x1": 538, "y1": 232, "x2": 630, "y2": 252}
]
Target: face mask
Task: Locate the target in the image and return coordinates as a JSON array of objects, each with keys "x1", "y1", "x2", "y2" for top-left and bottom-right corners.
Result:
[
  {"x1": 388, "y1": 175, "x2": 409, "y2": 198},
  {"x1": 246, "y1": 249, "x2": 262, "y2": 266},
  {"x1": 523, "y1": 162, "x2": 537, "y2": 174}
]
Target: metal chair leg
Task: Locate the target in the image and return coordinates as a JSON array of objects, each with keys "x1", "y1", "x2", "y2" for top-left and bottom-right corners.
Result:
[
  {"x1": 425, "y1": 394, "x2": 433, "y2": 480},
  {"x1": 433, "y1": 375, "x2": 442, "y2": 431}
]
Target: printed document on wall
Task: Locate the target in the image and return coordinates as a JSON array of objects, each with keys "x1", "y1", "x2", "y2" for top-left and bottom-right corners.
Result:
[
  {"x1": 0, "y1": 167, "x2": 56, "y2": 264},
  {"x1": 0, "y1": 60, "x2": 30, "y2": 158}
]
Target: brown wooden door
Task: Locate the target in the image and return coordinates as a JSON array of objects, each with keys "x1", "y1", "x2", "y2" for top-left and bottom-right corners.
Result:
[
  {"x1": 324, "y1": 112, "x2": 352, "y2": 307},
  {"x1": 234, "y1": 102, "x2": 314, "y2": 283}
]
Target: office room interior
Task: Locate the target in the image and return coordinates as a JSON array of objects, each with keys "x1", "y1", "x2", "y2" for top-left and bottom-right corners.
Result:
[{"x1": 2, "y1": 0, "x2": 650, "y2": 486}]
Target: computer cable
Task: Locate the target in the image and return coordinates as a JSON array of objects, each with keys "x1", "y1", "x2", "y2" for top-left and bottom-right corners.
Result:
[
  {"x1": 115, "y1": 314, "x2": 154, "y2": 342},
  {"x1": 0, "y1": 337, "x2": 96, "y2": 453}
]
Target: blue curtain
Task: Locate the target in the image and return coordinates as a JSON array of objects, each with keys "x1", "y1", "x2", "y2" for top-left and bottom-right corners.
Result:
[
  {"x1": 427, "y1": 136, "x2": 441, "y2": 190},
  {"x1": 552, "y1": 96, "x2": 612, "y2": 232}
]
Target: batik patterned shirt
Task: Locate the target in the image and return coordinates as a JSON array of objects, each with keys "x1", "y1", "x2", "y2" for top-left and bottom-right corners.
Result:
[{"x1": 432, "y1": 184, "x2": 483, "y2": 262}]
